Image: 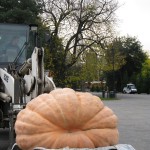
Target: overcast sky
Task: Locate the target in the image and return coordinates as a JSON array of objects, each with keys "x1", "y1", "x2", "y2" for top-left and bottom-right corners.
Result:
[{"x1": 116, "y1": 0, "x2": 150, "y2": 54}]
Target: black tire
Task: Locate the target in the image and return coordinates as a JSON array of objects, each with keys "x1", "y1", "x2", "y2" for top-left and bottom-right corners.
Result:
[{"x1": 8, "y1": 143, "x2": 21, "y2": 150}]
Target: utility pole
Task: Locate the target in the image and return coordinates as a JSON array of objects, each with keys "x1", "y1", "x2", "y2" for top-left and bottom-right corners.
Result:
[{"x1": 112, "y1": 47, "x2": 116, "y2": 98}]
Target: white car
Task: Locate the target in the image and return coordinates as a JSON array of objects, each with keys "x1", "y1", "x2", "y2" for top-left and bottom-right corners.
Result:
[{"x1": 123, "y1": 83, "x2": 137, "y2": 94}]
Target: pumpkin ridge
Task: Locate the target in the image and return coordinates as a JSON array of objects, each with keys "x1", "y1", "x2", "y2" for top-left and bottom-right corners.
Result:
[
  {"x1": 15, "y1": 108, "x2": 63, "y2": 134},
  {"x1": 26, "y1": 94, "x2": 49, "y2": 111},
  {"x1": 28, "y1": 94, "x2": 54, "y2": 112},
  {"x1": 49, "y1": 93, "x2": 70, "y2": 129},
  {"x1": 80, "y1": 125, "x2": 118, "y2": 131},
  {"x1": 84, "y1": 131, "x2": 106, "y2": 147},
  {"x1": 35, "y1": 95, "x2": 62, "y2": 123},
  {"x1": 87, "y1": 113, "x2": 117, "y2": 128},
  {"x1": 80, "y1": 104, "x2": 104, "y2": 128},
  {"x1": 16, "y1": 131, "x2": 63, "y2": 150},
  {"x1": 51, "y1": 131, "x2": 95, "y2": 148},
  {"x1": 96, "y1": 114, "x2": 118, "y2": 128},
  {"x1": 75, "y1": 93, "x2": 82, "y2": 125},
  {"x1": 32, "y1": 109, "x2": 57, "y2": 126},
  {"x1": 50, "y1": 90, "x2": 83, "y2": 129},
  {"x1": 81, "y1": 107, "x2": 118, "y2": 130},
  {"x1": 84, "y1": 128, "x2": 119, "y2": 147},
  {"x1": 26, "y1": 108, "x2": 59, "y2": 127},
  {"x1": 29, "y1": 94, "x2": 69, "y2": 129},
  {"x1": 15, "y1": 120, "x2": 63, "y2": 135},
  {"x1": 76, "y1": 92, "x2": 105, "y2": 126},
  {"x1": 76, "y1": 93, "x2": 104, "y2": 124}
]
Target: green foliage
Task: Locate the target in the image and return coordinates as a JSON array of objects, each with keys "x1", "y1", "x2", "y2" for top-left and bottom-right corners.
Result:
[
  {"x1": 136, "y1": 58, "x2": 150, "y2": 94},
  {"x1": 0, "y1": 0, "x2": 42, "y2": 24},
  {"x1": 95, "y1": 86, "x2": 101, "y2": 92},
  {"x1": 141, "y1": 59, "x2": 150, "y2": 77},
  {"x1": 44, "y1": 47, "x2": 53, "y2": 69},
  {"x1": 84, "y1": 52, "x2": 98, "y2": 81},
  {"x1": 136, "y1": 74, "x2": 143, "y2": 94},
  {"x1": 46, "y1": 34, "x2": 67, "y2": 87},
  {"x1": 122, "y1": 37, "x2": 147, "y2": 77},
  {"x1": 105, "y1": 36, "x2": 147, "y2": 92},
  {"x1": 90, "y1": 86, "x2": 96, "y2": 92},
  {"x1": 67, "y1": 75, "x2": 81, "y2": 90},
  {"x1": 104, "y1": 38, "x2": 126, "y2": 71},
  {"x1": 90, "y1": 85, "x2": 102, "y2": 92}
]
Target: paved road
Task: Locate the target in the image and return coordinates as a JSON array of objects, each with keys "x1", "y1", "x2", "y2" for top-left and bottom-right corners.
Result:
[
  {"x1": 0, "y1": 93, "x2": 150, "y2": 150},
  {"x1": 0, "y1": 128, "x2": 10, "y2": 150},
  {"x1": 103, "y1": 93, "x2": 150, "y2": 150}
]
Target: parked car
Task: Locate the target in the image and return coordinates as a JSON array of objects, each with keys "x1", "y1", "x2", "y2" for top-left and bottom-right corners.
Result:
[{"x1": 123, "y1": 83, "x2": 137, "y2": 94}]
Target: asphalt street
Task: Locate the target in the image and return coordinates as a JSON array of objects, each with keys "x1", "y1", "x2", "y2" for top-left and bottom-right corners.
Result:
[
  {"x1": 0, "y1": 93, "x2": 150, "y2": 150},
  {"x1": 103, "y1": 93, "x2": 150, "y2": 150}
]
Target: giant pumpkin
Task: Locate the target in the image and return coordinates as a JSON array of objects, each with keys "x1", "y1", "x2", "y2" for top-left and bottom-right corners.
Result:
[{"x1": 15, "y1": 88, "x2": 119, "y2": 150}]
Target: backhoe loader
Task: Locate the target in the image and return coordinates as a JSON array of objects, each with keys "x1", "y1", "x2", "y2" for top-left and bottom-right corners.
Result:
[{"x1": 0, "y1": 23, "x2": 56, "y2": 150}]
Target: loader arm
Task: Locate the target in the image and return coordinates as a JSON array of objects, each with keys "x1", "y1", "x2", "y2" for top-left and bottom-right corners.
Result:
[
  {"x1": 0, "y1": 23, "x2": 56, "y2": 150},
  {"x1": 31, "y1": 47, "x2": 44, "y2": 98}
]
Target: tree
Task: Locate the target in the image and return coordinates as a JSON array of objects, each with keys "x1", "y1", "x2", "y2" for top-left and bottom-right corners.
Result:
[
  {"x1": 84, "y1": 52, "x2": 98, "y2": 81},
  {"x1": 48, "y1": 35, "x2": 67, "y2": 86},
  {"x1": 41, "y1": 0, "x2": 119, "y2": 86},
  {"x1": 121, "y1": 36, "x2": 147, "y2": 78},
  {"x1": 102, "y1": 38, "x2": 126, "y2": 91},
  {"x1": 104, "y1": 38, "x2": 126, "y2": 71},
  {"x1": 110, "y1": 36, "x2": 147, "y2": 92},
  {"x1": 136, "y1": 58, "x2": 150, "y2": 94},
  {"x1": 0, "y1": 0, "x2": 42, "y2": 24}
]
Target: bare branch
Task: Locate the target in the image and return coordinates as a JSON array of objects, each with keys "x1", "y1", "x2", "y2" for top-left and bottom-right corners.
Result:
[{"x1": 42, "y1": 0, "x2": 119, "y2": 68}]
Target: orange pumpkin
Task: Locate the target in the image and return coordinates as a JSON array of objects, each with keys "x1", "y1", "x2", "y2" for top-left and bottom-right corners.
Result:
[{"x1": 15, "y1": 88, "x2": 119, "y2": 150}]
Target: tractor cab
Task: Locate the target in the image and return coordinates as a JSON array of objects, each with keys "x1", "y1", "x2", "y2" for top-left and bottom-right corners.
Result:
[
  {"x1": 0, "y1": 23, "x2": 38, "y2": 128},
  {"x1": 0, "y1": 23, "x2": 37, "y2": 68}
]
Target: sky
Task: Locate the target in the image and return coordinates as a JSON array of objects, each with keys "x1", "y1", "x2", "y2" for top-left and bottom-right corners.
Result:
[{"x1": 116, "y1": 0, "x2": 150, "y2": 55}]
